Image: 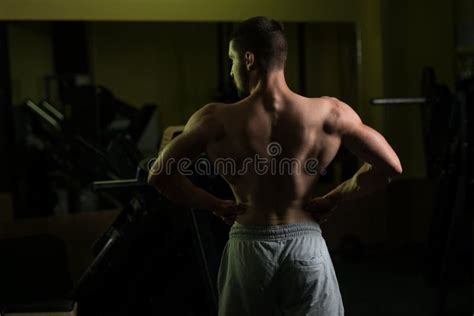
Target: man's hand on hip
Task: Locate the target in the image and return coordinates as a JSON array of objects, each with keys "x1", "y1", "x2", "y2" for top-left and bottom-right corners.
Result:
[
  {"x1": 303, "y1": 196, "x2": 338, "y2": 224},
  {"x1": 212, "y1": 200, "x2": 247, "y2": 225}
]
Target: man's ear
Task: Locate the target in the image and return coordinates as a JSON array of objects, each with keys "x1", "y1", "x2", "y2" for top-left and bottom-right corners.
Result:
[{"x1": 244, "y1": 51, "x2": 255, "y2": 71}]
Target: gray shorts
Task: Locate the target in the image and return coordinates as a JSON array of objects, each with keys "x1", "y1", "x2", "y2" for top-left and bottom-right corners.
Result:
[{"x1": 217, "y1": 222, "x2": 344, "y2": 316}]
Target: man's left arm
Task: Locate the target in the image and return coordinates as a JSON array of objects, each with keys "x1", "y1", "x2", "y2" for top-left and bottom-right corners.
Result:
[{"x1": 147, "y1": 104, "x2": 245, "y2": 222}]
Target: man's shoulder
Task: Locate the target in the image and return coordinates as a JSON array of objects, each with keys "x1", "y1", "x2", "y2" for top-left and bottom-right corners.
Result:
[
  {"x1": 189, "y1": 102, "x2": 226, "y2": 122},
  {"x1": 304, "y1": 96, "x2": 341, "y2": 120},
  {"x1": 308, "y1": 95, "x2": 339, "y2": 107},
  {"x1": 185, "y1": 103, "x2": 222, "y2": 132},
  {"x1": 197, "y1": 101, "x2": 236, "y2": 114},
  {"x1": 198, "y1": 102, "x2": 222, "y2": 114},
  {"x1": 307, "y1": 96, "x2": 359, "y2": 134}
]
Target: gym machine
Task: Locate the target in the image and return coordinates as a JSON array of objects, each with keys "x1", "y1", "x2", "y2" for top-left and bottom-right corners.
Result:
[
  {"x1": 370, "y1": 67, "x2": 472, "y2": 315},
  {"x1": 12, "y1": 86, "x2": 159, "y2": 216},
  {"x1": 72, "y1": 128, "x2": 233, "y2": 315}
]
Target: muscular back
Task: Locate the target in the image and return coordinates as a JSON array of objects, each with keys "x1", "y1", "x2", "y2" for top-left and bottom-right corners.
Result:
[{"x1": 206, "y1": 95, "x2": 342, "y2": 225}]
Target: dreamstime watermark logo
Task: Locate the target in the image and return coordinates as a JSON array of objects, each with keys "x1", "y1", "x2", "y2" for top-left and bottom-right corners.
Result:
[
  {"x1": 148, "y1": 141, "x2": 327, "y2": 177},
  {"x1": 267, "y1": 142, "x2": 282, "y2": 156}
]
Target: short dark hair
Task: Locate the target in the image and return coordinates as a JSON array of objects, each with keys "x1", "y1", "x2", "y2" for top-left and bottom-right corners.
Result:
[{"x1": 230, "y1": 16, "x2": 288, "y2": 72}]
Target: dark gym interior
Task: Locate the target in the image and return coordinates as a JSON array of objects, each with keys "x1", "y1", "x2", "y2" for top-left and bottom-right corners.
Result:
[{"x1": 0, "y1": 1, "x2": 472, "y2": 315}]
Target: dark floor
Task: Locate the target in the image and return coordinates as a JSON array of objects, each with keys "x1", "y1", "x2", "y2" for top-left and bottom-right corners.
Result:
[
  {"x1": 331, "y1": 242, "x2": 472, "y2": 316},
  {"x1": 0, "y1": 236, "x2": 471, "y2": 315}
]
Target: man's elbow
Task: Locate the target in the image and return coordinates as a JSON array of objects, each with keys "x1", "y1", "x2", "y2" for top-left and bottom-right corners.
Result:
[
  {"x1": 391, "y1": 157, "x2": 403, "y2": 176},
  {"x1": 386, "y1": 161, "x2": 403, "y2": 179},
  {"x1": 394, "y1": 163, "x2": 403, "y2": 176},
  {"x1": 147, "y1": 173, "x2": 166, "y2": 192},
  {"x1": 373, "y1": 160, "x2": 402, "y2": 183},
  {"x1": 147, "y1": 174, "x2": 154, "y2": 185}
]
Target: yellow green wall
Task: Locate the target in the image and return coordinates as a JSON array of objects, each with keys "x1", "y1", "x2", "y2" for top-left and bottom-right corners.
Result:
[
  {"x1": 3, "y1": 0, "x2": 456, "y2": 179},
  {"x1": 381, "y1": 0, "x2": 455, "y2": 178},
  {"x1": 0, "y1": 0, "x2": 357, "y2": 22},
  {"x1": 89, "y1": 22, "x2": 220, "y2": 128},
  {"x1": 304, "y1": 23, "x2": 357, "y2": 104},
  {"x1": 87, "y1": 22, "x2": 355, "y2": 129},
  {"x1": 1, "y1": 0, "x2": 458, "y2": 256},
  {"x1": 8, "y1": 22, "x2": 54, "y2": 105}
]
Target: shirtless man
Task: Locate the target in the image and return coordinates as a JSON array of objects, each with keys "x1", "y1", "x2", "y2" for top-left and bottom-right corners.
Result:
[{"x1": 148, "y1": 16, "x2": 402, "y2": 316}]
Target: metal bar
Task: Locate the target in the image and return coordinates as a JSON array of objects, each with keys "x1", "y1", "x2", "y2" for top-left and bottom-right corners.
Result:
[
  {"x1": 370, "y1": 97, "x2": 427, "y2": 105},
  {"x1": 25, "y1": 100, "x2": 61, "y2": 131},
  {"x1": 92, "y1": 179, "x2": 147, "y2": 191},
  {"x1": 41, "y1": 100, "x2": 65, "y2": 121}
]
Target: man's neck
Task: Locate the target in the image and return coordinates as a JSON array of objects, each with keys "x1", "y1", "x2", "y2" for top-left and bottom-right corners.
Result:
[{"x1": 249, "y1": 69, "x2": 292, "y2": 100}]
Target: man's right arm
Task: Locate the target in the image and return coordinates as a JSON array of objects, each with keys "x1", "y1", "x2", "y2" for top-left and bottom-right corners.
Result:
[{"x1": 323, "y1": 98, "x2": 402, "y2": 204}]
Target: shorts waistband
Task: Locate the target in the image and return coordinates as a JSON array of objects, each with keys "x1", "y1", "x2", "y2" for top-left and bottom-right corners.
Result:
[{"x1": 229, "y1": 221, "x2": 322, "y2": 241}]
